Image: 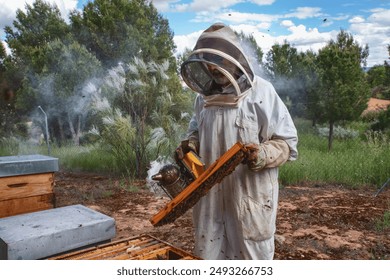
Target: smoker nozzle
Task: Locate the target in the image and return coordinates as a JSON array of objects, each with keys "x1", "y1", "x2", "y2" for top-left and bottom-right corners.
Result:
[{"x1": 151, "y1": 173, "x2": 163, "y2": 181}]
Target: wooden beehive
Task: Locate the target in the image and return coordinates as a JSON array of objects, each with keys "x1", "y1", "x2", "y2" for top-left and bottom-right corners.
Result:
[
  {"x1": 0, "y1": 155, "x2": 58, "y2": 218},
  {"x1": 0, "y1": 173, "x2": 55, "y2": 218},
  {"x1": 48, "y1": 234, "x2": 201, "y2": 260}
]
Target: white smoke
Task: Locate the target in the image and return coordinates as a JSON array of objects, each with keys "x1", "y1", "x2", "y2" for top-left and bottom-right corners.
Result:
[{"x1": 146, "y1": 157, "x2": 172, "y2": 196}]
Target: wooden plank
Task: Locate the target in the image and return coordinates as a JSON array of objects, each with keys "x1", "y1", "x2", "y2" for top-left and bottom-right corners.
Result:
[
  {"x1": 48, "y1": 236, "x2": 155, "y2": 260},
  {"x1": 48, "y1": 234, "x2": 201, "y2": 260},
  {"x1": 0, "y1": 173, "x2": 54, "y2": 201},
  {"x1": 127, "y1": 246, "x2": 172, "y2": 260},
  {"x1": 0, "y1": 193, "x2": 54, "y2": 218}
]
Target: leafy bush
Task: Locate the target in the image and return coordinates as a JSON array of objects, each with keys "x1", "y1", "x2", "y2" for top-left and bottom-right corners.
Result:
[
  {"x1": 364, "y1": 130, "x2": 390, "y2": 147},
  {"x1": 90, "y1": 57, "x2": 189, "y2": 178},
  {"x1": 315, "y1": 125, "x2": 359, "y2": 139},
  {"x1": 371, "y1": 106, "x2": 390, "y2": 131}
]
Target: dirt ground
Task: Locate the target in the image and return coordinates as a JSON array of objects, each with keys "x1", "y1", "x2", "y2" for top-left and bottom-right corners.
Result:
[{"x1": 53, "y1": 171, "x2": 390, "y2": 260}]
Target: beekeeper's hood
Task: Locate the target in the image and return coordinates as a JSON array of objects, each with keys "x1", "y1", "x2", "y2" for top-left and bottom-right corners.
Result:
[{"x1": 181, "y1": 23, "x2": 255, "y2": 107}]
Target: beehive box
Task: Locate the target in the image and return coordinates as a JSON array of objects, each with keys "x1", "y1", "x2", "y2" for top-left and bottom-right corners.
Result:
[
  {"x1": 49, "y1": 234, "x2": 200, "y2": 260},
  {"x1": 0, "y1": 204, "x2": 116, "y2": 260},
  {"x1": 0, "y1": 154, "x2": 59, "y2": 218}
]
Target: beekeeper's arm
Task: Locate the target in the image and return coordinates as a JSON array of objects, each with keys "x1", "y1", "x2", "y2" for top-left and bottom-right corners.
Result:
[{"x1": 245, "y1": 106, "x2": 298, "y2": 171}]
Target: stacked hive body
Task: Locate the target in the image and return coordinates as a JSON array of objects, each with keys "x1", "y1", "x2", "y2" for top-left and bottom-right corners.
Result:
[
  {"x1": 0, "y1": 155, "x2": 59, "y2": 218},
  {"x1": 49, "y1": 234, "x2": 200, "y2": 260}
]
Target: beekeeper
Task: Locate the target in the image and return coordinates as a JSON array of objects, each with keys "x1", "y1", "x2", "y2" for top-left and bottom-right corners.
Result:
[{"x1": 176, "y1": 22, "x2": 298, "y2": 260}]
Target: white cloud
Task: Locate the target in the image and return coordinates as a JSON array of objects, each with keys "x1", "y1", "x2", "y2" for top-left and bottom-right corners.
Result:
[
  {"x1": 349, "y1": 9, "x2": 390, "y2": 66},
  {"x1": 284, "y1": 7, "x2": 324, "y2": 19},
  {"x1": 207, "y1": 10, "x2": 279, "y2": 24},
  {"x1": 180, "y1": 0, "x2": 242, "y2": 12},
  {"x1": 171, "y1": 5, "x2": 389, "y2": 66},
  {"x1": 154, "y1": 0, "x2": 276, "y2": 13},
  {"x1": 368, "y1": 8, "x2": 390, "y2": 25},
  {"x1": 174, "y1": 6, "x2": 326, "y2": 29},
  {"x1": 150, "y1": 0, "x2": 180, "y2": 12},
  {"x1": 349, "y1": 16, "x2": 365, "y2": 24},
  {"x1": 153, "y1": 0, "x2": 276, "y2": 13},
  {"x1": 173, "y1": 30, "x2": 203, "y2": 54},
  {"x1": 249, "y1": 0, "x2": 275, "y2": 5},
  {"x1": 233, "y1": 24, "x2": 276, "y2": 53},
  {"x1": 284, "y1": 25, "x2": 333, "y2": 47},
  {"x1": 280, "y1": 20, "x2": 294, "y2": 28},
  {"x1": 332, "y1": 15, "x2": 350, "y2": 21}
]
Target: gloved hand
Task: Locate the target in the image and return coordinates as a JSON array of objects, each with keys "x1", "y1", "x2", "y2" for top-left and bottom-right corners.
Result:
[
  {"x1": 242, "y1": 143, "x2": 266, "y2": 171},
  {"x1": 174, "y1": 139, "x2": 199, "y2": 162}
]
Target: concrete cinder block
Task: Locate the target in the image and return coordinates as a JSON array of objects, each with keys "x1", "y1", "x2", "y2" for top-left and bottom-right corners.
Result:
[{"x1": 0, "y1": 204, "x2": 116, "y2": 260}]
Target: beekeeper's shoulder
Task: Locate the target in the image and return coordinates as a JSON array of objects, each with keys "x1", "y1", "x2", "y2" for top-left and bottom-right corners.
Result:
[{"x1": 250, "y1": 75, "x2": 279, "y2": 102}]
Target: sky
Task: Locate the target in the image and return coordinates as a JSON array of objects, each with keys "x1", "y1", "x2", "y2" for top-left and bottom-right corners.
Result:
[{"x1": 1, "y1": 0, "x2": 389, "y2": 67}]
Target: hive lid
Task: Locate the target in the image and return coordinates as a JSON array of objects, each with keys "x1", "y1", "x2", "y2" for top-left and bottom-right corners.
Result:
[{"x1": 0, "y1": 154, "x2": 59, "y2": 177}]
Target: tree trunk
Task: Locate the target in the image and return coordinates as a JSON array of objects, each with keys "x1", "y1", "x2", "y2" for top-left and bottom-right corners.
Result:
[
  {"x1": 328, "y1": 121, "x2": 334, "y2": 151},
  {"x1": 68, "y1": 114, "x2": 80, "y2": 146},
  {"x1": 57, "y1": 117, "x2": 65, "y2": 144}
]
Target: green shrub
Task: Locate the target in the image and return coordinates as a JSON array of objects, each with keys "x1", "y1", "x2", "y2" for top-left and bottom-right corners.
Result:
[
  {"x1": 371, "y1": 107, "x2": 390, "y2": 131},
  {"x1": 315, "y1": 125, "x2": 359, "y2": 139}
]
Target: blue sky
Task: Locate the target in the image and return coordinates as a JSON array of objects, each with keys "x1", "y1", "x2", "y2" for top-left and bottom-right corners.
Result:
[{"x1": 1, "y1": 0, "x2": 389, "y2": 66}]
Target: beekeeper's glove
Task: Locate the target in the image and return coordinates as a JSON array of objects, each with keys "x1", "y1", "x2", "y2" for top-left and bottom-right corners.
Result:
[
  {"x1": 242, "y1": 143, "x2": 266, "y2": 171},
  {"x1": 174, "y1": 139, "x2": 199, "y2": 161},
  {"x1": 243, "y1": 139, "x2": 290, "y2": 171}
]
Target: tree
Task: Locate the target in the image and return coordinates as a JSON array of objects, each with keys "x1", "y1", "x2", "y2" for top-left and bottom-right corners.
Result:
[
  {"x1": 92, "y1": 57, "x2": 189, "y2": 178},
  {"x1": 4, "y1": 0, "x2": 70, "y2": 73},
  {"x1": 0, "y1": 42, "x2": 27, "y2": 138},
  {"x1": 367, "y1": 65, "x2": 386, "y2": 88},
  {"x1": 23, "y1": 39, "x2": 103, "y2": 146},
  {"x1": 3, "y1": 1, "x2": 107, "y2": 145},
  {"x1": 0, "y1": 43, "x2": 15, "y2": 137},
  {"x1": 316, "y1": 30, "x2": 370, "y2": 150},
  {"x1": 3, "y1": 0, "x2": 72, "y2": 135},
  {"x1": 264, "y1": 40, "x2": 314, "y2": 117},
  {"x1": 295, "y1": 50, "x2": 320, "y2": 121},
  {"x1": 70, "y1": 0, "x2": 176, "y2": 69},
  {"x1": 264, "y1": 40, "x2": 297, "y2": 81}
]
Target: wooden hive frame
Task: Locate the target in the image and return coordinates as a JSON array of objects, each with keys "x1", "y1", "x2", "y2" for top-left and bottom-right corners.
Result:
[
  {"x1": 150, "y1": 142, "x2": 247, "y2": 227},
  {"x1": 48, "y1": 234, "x2": 200, "y2": 260}
]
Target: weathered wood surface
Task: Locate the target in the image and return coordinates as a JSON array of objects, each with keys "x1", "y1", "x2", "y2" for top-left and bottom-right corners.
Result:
[{"x1": 0, "y1": 173, "x2": 55, "y2": 217}]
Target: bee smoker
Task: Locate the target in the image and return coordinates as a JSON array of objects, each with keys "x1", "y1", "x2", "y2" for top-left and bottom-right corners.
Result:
[
  {"x1": 151, "y1": 151, "x2": 205, "y2": 199},
  {"x1": 151, "y1": 164, "x2": 187, "y2": 199}
]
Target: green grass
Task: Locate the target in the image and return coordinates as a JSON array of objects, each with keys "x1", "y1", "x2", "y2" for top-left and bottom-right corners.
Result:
[
  {"x1": 1, "y1": 119, "x2": 389, "y2": 188},
  {"x1": 50, "y1": 145, "x2": 117, "y2": 174},
  {"x1": 280, "y1": 119, "x2": 390, "y2": 187},
  {"x1": 0, "y1": 140, "x2": 118, "y2": 175}
]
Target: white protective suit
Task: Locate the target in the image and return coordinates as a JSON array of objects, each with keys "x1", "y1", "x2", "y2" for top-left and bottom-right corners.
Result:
[{"x1": 180, "y1": 23, "x2": 298, "y2": 260}]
